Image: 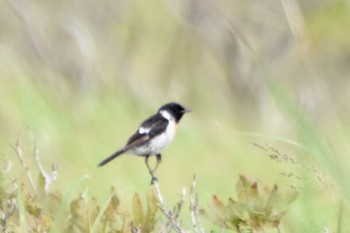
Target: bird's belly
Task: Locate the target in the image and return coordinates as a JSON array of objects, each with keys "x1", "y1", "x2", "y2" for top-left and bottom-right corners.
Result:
[{"x1": 131, "y1": 121, "x2": 176, "y2": 155}]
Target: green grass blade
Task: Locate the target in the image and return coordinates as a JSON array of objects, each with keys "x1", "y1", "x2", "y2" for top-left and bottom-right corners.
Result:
[
  {"x1": 90, "y1": 191, "x2": 115, "y2": 233},
  {"x1": 17, "y1": 186, "x2": 28, "y2": 233},
  {"x1": 49, "y1": 175, "x2": 90, "y2": 233},
  {"x1": 267, "y1": 80, "x2": 350, "y2": 201},
  {"x1": 238, "y1": 131, "x2": 310, "y2": 152}
]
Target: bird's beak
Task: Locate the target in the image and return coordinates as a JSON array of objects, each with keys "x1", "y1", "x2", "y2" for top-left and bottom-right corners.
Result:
[{"x1": 182, "y1": 108, "x2": 191, "y2": 113}]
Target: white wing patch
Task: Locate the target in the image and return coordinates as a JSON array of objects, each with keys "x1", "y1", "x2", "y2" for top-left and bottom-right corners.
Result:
[{"x1": 138, "y1": 126, "x2": 151, "y2": 134}]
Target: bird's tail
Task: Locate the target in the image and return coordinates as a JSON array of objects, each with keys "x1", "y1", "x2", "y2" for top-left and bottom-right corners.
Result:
[{"x1": 98, "y1": 149, "x2": 126, "y2": 167}]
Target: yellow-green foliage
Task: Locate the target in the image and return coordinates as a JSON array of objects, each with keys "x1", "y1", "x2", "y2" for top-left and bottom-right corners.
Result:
[
  {"x1": 2, "y1": 126, "x2": 350, "y2": 233},
  {"x1": 1, "y1": 0, "x2": 350, "y2": 232},
  {"x1": 204, "y1": 175, "x2": 298, "y2": 232},
  {"x1": 1, "y1": 149, "x2": 299, "y2": 233},
  {"x1": 0, "y1": 152, "x2": 159, "y2": 233}
]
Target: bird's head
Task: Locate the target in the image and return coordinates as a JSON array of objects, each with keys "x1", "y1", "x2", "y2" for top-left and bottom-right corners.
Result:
[{"x1": 158, "y1": 102, "x2": 190, "y2": 123}]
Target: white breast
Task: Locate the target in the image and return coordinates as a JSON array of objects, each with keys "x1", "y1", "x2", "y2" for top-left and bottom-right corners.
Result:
[{"x1": 148, "y1": 119, "x2": 176, "y2": 153}]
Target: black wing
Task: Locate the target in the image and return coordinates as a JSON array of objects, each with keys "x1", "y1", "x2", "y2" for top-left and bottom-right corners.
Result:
[{"x1": 126, "y1": 114, "x2": 169, "y2": 147}]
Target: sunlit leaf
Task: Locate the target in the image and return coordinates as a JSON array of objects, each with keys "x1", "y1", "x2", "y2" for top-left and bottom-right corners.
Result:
[
  {"x1": 67, "y1": 197, "x2": 89, "y2": 233},
  {"x1": 236, "y1": 175, "x2": 255, "y2": 204},
  {"x1": 43, "y1": 192, "x2": 62, "y2": 217},
  {"x1": 17, "y1": 186, "x2": 28, "y2": 233},
  {"x1": 143, "y1": 190, "x2": 158, "y2": 232},
  {"x1": 37, "y1": 172, "x2": 46, "y2": 198},
  {"x1": 226, "y1": 197, "x2": 245, "y2": 224},
  {"x1": 105, "y1": 187, "x2": 120, "y2": 217},
  {"x1": 265, "y1": 184, "x2": 278, "y2": 215},
  {"x1": 268, "y1": 186, "x2": 298, "y2": 214},
  {"x1": 132, "y1": 193, "x2": 144, "y2": 227},
  {"x1": 265, "y1": 212, "x2": 284, "y2": 228},
  {"x1": 208, "y1": 195, "x2": 227, "y2": 227},
  {"x1": 25, "y1": 195, "x2": 41, "y2": 218},
  {"x1": 207, "y1": 176, "x2": 299, "y2": 232},
  {"x1": 210, "y1": 195, "x2": 226, "y2": 218}
]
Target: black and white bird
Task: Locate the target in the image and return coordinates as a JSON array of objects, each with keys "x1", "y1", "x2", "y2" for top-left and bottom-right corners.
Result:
[{"x1": 98, "y1": 102, "x2": 190, "y2": 181}]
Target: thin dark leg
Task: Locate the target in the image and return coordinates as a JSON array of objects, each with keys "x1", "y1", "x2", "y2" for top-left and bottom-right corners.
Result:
[
  {"x1": 145, "y1": 155, "x2": 157, "y2": 184},
  {"x1": 153, "y1": 154, "x2": 162, "y2": 172}
]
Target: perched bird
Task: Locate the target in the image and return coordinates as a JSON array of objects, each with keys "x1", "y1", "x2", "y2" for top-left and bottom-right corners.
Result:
[{"x1": 98, "y1": 102, "x2": 190, "y2": 181}]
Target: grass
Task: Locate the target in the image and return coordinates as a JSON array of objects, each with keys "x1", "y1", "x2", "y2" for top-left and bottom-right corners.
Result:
[
  {"x1": 90, "y1": 190, "x2": 115, "y2": 233},
  {"x1": 1, "y1": 66, "x2": 348, "y2": 232},
  {"x1": 1, "y1": 76, "x2": 349, "y2": 232},
  {"x1": 49, "y1": 175, "x2": 91, "y2": 233},
  {"x1": 17, "y1": 186, "x2": 28, "y2": 233},
  {"x1": 1, "y1": 0, "x2": 350, "y2": 232},
  {"x1": 2, "y1": 88, "x2": 347, "y2": 232}
]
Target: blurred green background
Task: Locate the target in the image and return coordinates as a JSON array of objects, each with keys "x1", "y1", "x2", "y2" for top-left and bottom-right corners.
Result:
[{"x1": 1, "y1": 0, "x2": 350, "y2": 231}]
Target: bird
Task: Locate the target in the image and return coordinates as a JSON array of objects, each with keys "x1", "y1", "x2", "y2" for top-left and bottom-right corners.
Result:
[{"x1": 98, "y1": 102, "x2": 190, "y2": 182}]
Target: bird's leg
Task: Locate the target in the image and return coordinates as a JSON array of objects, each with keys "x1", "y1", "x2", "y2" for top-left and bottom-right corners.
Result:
[
  {"x1": 145, "y1": 155, "x2": 157, "y2": 184},
  {"x1": 153, "y1": 154, "x2": 162, "y2": 172}
]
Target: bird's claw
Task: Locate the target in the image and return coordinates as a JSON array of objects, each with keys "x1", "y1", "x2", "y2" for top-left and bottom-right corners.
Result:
[{"x1": 150, "y1": 175, "x2": 158, "y2": 185}]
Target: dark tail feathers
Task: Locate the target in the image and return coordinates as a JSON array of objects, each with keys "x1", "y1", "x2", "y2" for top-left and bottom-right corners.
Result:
[{"x1": 98, "y1": 149, "x2": 126, "y2": 167}]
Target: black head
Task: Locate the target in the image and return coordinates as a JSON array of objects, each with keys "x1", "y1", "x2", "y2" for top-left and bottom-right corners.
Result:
[{"x1": 158, "y1": 102, "x2": 190, "y2": 123}]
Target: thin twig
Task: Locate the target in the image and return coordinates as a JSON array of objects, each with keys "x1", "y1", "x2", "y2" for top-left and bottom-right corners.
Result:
[
  {"x1": 165, "y1": 187, "x2": 186, "y2": 231},
  {"x1": 33, "y1": 141, "x2": 58, "y2": 194},
  {"x1": 190, "y1": 175, "x2": 204, "y2": 233},
  {"x1": 190, "y1": 175, "x2": 198, "y2": 233},
  {"x1": 11, "y1": 140, "x2": 36, "y2": 194},
  {"x1": 174, "y1": 187, "x2": 186, "y2": 221},
  {"x1": 150, "y1": 170, "x2": 186, "y2": 233}
]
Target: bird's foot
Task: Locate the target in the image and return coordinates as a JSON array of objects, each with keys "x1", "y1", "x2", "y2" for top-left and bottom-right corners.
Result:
[{"x1": 150, "y1": 175, "x2": 158, "y2": 185}]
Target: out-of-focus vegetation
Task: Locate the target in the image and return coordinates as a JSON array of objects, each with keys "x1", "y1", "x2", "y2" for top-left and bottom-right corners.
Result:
[
  {"x1": 1, "y1": 0, "x2": 350, "y2": 232},
  {"x1": 0, "y1": 152, "x2": 297, "y2": 232},
  {"x1": 0, "y1": 151, "x2": 160, "y2": 232},
  {"x1": 204, "y1": 175, "x2": 298, "y2": 232}
]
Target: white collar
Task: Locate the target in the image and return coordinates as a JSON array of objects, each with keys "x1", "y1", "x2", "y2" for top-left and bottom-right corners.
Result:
[{"x1": 159, "y1": 110, "x2": 174, "y2": 121}]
